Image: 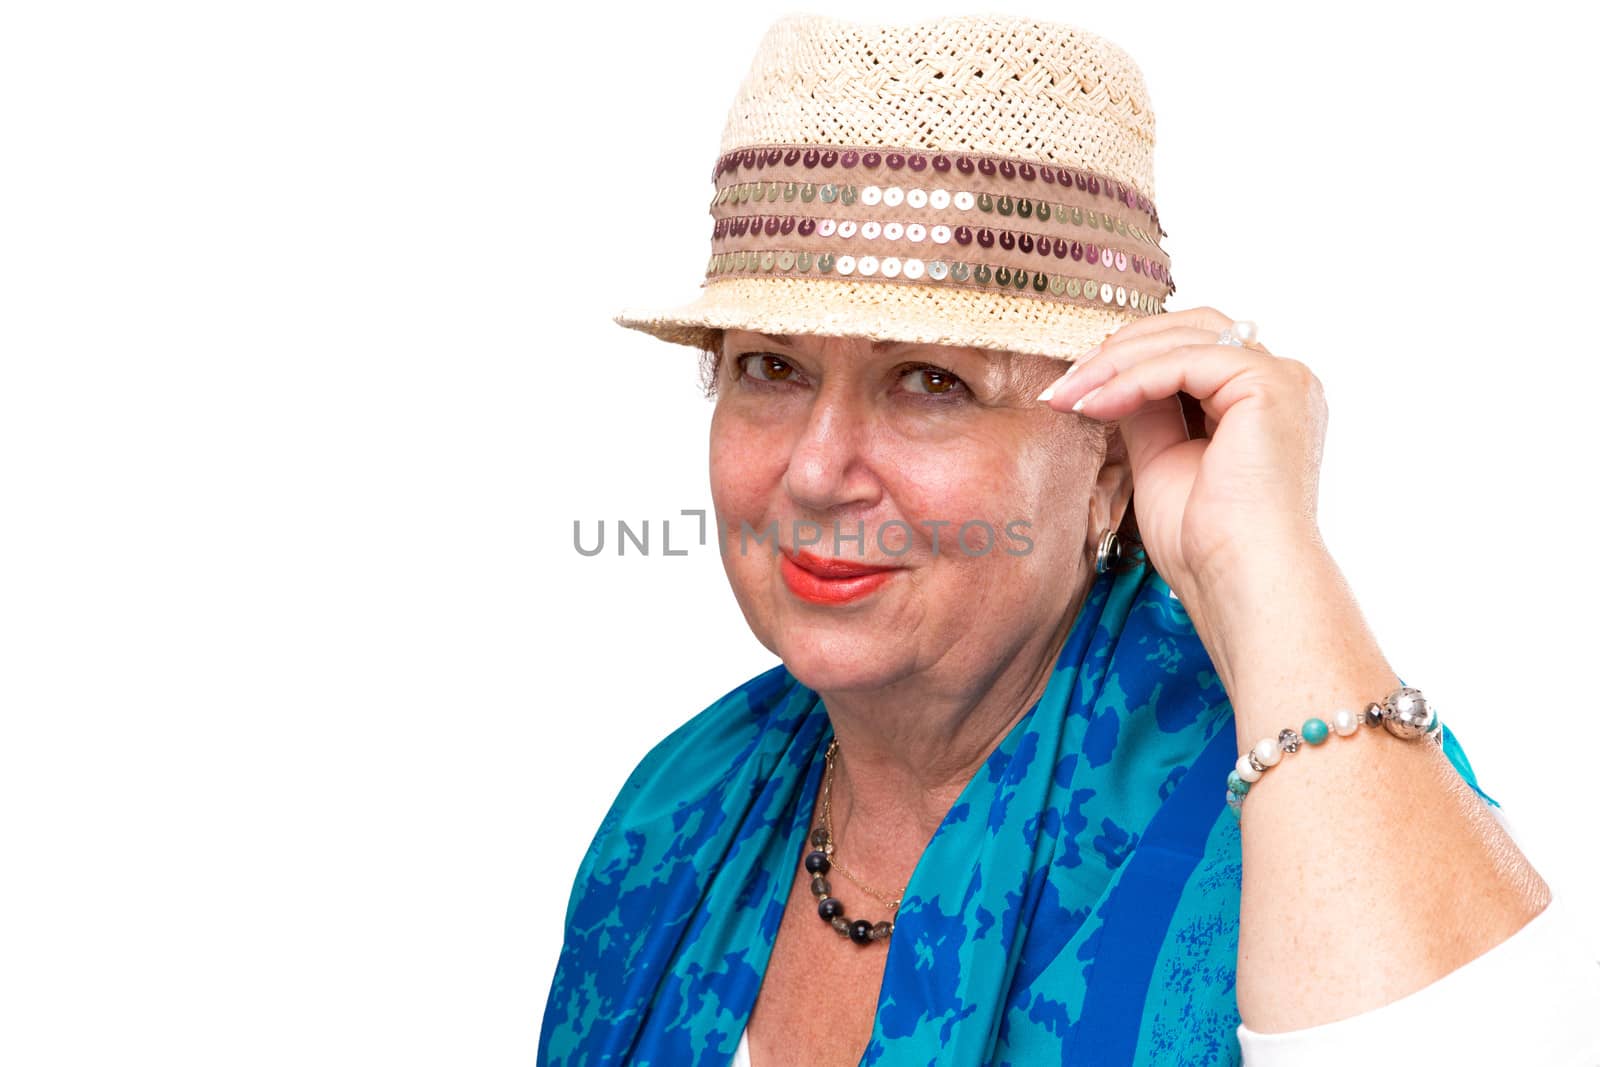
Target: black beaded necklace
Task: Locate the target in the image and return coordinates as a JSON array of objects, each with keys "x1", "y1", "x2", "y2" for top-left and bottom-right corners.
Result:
[{"x1": 803, "y1": 737, "x2": 904, "y2": 946}]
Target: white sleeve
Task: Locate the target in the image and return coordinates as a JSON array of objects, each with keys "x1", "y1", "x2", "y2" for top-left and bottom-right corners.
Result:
[{"x1": 1237, "y1": 805, "x2": 1600, "y2": 1066}]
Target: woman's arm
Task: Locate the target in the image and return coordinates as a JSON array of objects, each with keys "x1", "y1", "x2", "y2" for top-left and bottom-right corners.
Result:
[
  {"x1": 1233, "y1": 804, "x2": 1600, "y2": 1063},
  {"x1": 1036, "y1": 305, "x2": 1593, "y2": 1040},
  {"x1": 1192, "y1": 537, "x2": 1553, "y2": 1032}
]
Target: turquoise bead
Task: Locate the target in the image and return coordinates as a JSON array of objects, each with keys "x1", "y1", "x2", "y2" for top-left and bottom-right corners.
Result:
[
  {"x1": 1226, "y1": 770, "x2": 1250, "y2": 795},
  {"x1": 1301, "y1": 717, "x2": 1330, "y2": 745}
]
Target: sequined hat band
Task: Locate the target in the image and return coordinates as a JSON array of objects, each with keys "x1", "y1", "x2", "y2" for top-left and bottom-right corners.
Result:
[
  {"x1": 709, "y1": 142, "x2": 1174, "y2": 318},
  {"x1": 612, "y1": 14, "x2": 1175, "y2": 362}
]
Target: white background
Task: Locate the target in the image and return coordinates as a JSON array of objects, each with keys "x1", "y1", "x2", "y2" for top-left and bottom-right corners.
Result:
[{"x1": 3, "y1": 2, "x2": 1595, "y2": 1063}]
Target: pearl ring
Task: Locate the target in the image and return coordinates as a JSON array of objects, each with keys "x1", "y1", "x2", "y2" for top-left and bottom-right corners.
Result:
[{"x1": 1216, "y1": 319, "x2": 1259, "y2": 347}]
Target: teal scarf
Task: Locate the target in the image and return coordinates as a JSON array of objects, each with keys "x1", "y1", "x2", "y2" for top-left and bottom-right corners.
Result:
[{"x1": 539, "y1": 552, "x2": 1493, "y2": 1064}]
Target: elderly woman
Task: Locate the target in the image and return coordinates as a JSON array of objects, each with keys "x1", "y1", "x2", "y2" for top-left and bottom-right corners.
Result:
[{"x1": 539, "y1": 14, "x2": 1600, "y2": 1066}]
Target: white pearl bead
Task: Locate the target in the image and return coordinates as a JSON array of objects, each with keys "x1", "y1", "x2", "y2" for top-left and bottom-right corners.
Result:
[
  {"x1": 1332, "y1": 708, "x2": 1358, "y2": 736},
  {"x1": 1235, "y1": 753, "x2": 1262, "y2": 783},
  {"x1": 1252, "y1": 737, "x2": 1282, "y2": 767}
]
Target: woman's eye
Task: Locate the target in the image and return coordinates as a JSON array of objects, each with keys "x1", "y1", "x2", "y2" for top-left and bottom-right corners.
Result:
[
  {"x1": 737, "y1": 353, "x2": 797, "y2": 382},
  {"x1": 901, "y1": 365, "x2": 967, "y2": 396}
]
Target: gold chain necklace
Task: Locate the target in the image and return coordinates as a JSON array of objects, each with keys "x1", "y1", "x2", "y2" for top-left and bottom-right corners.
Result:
[{"x1": 803, "y1": 737, "x2": 906, "y2": 945}]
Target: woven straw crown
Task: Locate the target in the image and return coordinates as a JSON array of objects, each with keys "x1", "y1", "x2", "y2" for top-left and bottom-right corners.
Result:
[{"x1": 613, "y1": 13, "x2": 1172, "y2": 362}]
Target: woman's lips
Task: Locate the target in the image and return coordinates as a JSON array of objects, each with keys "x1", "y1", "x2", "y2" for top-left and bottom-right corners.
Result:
[{"x1": 779, "y1": 548, "x2": 901, "y2": 604}]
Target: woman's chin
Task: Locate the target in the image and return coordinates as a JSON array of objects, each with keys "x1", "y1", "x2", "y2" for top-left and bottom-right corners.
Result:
[
  {"x1": 772, "y1": 637, "x2": 907, "y2": 694},
  {"x1": 782, "y1": 659, "x2": 898, "y2": 695}
]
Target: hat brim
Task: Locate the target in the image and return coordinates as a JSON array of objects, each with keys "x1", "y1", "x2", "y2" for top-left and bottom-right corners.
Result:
[{"x1": 612, "y1": 277, "x2": 1131, "y2": 362}]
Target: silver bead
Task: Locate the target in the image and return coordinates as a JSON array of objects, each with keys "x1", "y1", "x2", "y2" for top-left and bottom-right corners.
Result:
[
  {"x1": 1363, "y1": 702, "x2": 1384, "y2": 728},
  {"x1": 1383, "y1": 686, "x2": 1432, "y2": 740},
  {"x1": 1277, "y1": 728, "x2": 1302, "y2": 754}
]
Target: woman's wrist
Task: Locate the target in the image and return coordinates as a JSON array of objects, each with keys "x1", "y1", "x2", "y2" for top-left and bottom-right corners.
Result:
[{"x1": 1185, "y1": 535, "x2": 1399, "y2": 744}]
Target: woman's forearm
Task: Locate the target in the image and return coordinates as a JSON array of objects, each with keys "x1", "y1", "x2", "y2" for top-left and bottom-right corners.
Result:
[{"x1": 1189, "y1": 538, "x2": 1550, "y2": 1033}]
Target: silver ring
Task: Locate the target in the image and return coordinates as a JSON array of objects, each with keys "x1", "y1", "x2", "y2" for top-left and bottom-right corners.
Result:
[{"x1": 1217, "y1": 319, "x2": 1259, "y2": 347}]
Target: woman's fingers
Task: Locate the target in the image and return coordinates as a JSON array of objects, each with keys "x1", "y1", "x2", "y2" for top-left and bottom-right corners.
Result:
[
  {"x1": 1034, "y1": 308, "x2": 1282, "y2": 477},
  {"x1": 1116, "y1": 393, "x2": 1191, "y2": 477},
  {"x1": 1063, "y1": 343, "x2": 1277, "y2": 425},
  {"x1": 1084, "y1": 305, "x2": 1240, "y2": 351},
  {"x1": 1038, "y1": 325, "x2": 1265, "y2": 413}
]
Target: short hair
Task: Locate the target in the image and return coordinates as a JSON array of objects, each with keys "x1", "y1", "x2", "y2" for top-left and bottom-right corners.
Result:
[{"x1": 696, "y1": 331, "x2": 725, "y2": 399}]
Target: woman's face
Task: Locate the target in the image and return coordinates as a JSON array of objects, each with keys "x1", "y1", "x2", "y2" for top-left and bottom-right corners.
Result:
[{"x1": 710, "y1": 328, "x2": 1126, "y2": 695}]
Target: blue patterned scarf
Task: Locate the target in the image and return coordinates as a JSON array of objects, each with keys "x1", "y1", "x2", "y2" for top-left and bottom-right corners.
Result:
[{"x1": 540, "y1": 552, "x2": 1492, "y2": 1064}]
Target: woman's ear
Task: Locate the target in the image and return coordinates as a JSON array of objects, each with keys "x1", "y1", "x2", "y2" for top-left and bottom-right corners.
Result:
[{"x1": 1087, "y1": 428, "x2": 1134, "y2": 552}]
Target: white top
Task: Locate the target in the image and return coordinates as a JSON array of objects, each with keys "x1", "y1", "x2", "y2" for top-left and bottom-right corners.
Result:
[{"x1": 729, "y1": 807, "x2": 1600, "y2": 1065}]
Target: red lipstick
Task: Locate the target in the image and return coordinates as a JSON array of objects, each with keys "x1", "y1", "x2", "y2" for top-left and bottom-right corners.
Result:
[{"x1": 779, "y1": 548, "x2": 901, "y2": 605}]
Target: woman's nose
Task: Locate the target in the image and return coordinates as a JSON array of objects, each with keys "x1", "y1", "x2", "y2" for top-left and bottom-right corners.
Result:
[{"x1": 782, "y1": 394, "x2": 882, "y2": 514}]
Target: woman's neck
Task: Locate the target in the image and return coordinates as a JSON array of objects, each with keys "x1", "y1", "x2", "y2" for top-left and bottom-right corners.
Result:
[{"x1": 815, "y1": 573, "x2": 1093, "y2": 885}]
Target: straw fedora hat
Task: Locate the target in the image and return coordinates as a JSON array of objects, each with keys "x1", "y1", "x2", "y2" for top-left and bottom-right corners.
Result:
[{"x1": 611, "y1": 12, "x2": 1173, "y2": 363}]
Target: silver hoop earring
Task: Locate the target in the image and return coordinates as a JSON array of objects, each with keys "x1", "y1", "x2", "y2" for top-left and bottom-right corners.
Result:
[{"x1": 1095, "y1": 527, "x2": 1121, "y2": 574}]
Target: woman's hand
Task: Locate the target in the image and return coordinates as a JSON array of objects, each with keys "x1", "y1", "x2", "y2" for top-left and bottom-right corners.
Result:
[
  {"x1": 1040, "y1": 317, "x2": 1556, "y2": 1041},
  {"x1": 1038, "y1": 306, "x2": 1329, "y2": 608}
]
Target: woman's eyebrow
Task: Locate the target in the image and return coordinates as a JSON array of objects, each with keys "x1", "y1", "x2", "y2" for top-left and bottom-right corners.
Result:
[{"x1": 756, "y1": 332, "x2": 918, "y2": 354}]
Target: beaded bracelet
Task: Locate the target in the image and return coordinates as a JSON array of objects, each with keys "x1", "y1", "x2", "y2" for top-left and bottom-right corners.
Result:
[{"x1": 1225, "y1": 686, "x2": 1441, "y2": 819}]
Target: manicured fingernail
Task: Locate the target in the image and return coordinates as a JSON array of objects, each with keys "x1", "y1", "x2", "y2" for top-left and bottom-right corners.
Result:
[
  {"x1": 1071, "y1": 385, "x2": 1104, "y2": 413},
  {"x1": 1037, "y1": 384, "x2": 1056, "y2": 402}
]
